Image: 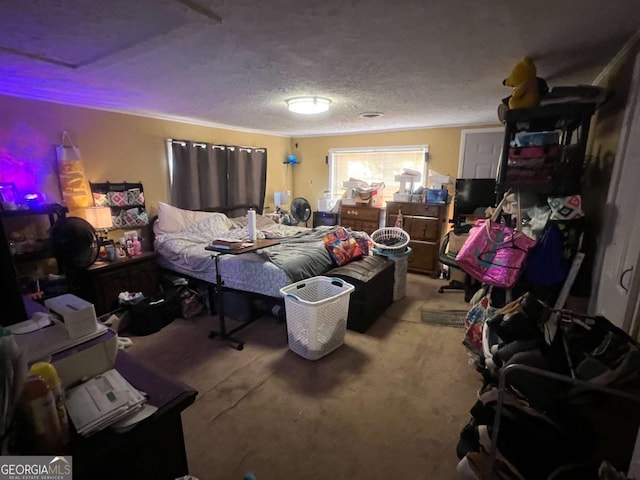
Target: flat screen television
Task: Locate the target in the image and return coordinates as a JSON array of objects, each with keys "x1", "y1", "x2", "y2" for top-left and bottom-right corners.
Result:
[{"x1": 454, "y1": 178, "x2": 496, "y2": 223}]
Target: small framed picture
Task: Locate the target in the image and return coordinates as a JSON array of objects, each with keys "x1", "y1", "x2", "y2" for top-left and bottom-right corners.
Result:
[
  {"x1": 0, "y1": 182, "x2": 19, "y2": 210},
  {"x1": 0, "y1": 182, "x2": 18, "y2": 202}
]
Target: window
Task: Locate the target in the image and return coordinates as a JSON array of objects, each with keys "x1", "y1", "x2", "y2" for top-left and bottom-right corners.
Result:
[{"x1": 328, "y1": 146, "x2": 428, "y2": 205}]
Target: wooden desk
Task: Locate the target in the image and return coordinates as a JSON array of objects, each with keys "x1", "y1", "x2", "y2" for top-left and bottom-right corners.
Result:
[
  {"x1": 70, "y1": 352, "x2": 197, "y2": 480},
  {"x1": 205, "y1": 239, "x2": 281, "y2": 350}
]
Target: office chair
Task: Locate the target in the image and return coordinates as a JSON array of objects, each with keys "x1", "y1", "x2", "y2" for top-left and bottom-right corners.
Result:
[{"x1": 438, "y1": 225, "x2": 477, "y2": 303}]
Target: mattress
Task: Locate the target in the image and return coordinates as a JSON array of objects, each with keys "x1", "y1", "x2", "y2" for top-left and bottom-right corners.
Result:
[
  {"x1": 154, "y1": 214, "x2": 335, "y2": 298},
  {"x1": 156, "y1": 250, "x2": 292, "y2": 298}
]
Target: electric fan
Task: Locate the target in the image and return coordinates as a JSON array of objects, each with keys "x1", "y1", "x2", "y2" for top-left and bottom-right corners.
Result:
[
  {"x1": 50, "y1": 217, "x2": 100, "y2": 270},
  {"x1": 290, "y1": 197, "x2": 312, "y2": 226}
]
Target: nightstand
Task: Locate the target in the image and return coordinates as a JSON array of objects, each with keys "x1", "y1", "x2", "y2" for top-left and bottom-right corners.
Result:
[
  {"x1": 77, "y1": 252, "x2": 158, "y2": 315},
  {"x1": 312, "y1": 211, "x2": 340, "y2": 227}
]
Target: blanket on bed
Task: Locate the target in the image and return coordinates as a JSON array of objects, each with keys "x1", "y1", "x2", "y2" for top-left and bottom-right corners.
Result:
[
  {"x1": 255, "y1": 228, "x2": 334, "y2": 281},
  {"x1": 154, "y1": 215, "x2": 334, "y2": 281}
]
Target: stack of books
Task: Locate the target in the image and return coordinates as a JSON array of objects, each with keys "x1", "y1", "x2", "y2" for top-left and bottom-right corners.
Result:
[
  {"x1": 65, "y1": 369, "x2": 146, "y2": 436},
  {"x1": 209, "y1": 238, "x2": 253, "y2": 250}
]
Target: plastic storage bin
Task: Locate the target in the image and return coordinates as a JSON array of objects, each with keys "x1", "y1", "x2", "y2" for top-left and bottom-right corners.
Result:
[
  {"x1": 124, "y1": 290, "x2": 181, "y2": 336},
  {"x1": 426, "y1": 188, "x2": 448, "y2": 204},
  {"x1": 374, "y1": 247, "x2": 412, "y2": 301},
  {"x1": 279, "y1": 276, "x2": 355, "y2": 360}
]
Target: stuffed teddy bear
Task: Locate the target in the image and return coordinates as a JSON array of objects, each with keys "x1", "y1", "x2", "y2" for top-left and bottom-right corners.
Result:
[{"x1": 502, "y1": 56, "x2": 541, "y2": 110}]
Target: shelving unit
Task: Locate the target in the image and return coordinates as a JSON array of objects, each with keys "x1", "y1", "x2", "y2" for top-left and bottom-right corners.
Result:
[
  {"x1": 495, "y1": 101, "x2": 599, "y2": 200},
  {"x1": 0, "y1": 203, "x2": 68, "y2": 324},
  {"x1": 463, "y1": 96, "x2": 627, "y2": 478},
  {"x1": 89, "y1": 181, "x2": 149, "y2": 228},
  {"x1": 0, "y1": 204, "x2": 68, "y2": 261}
]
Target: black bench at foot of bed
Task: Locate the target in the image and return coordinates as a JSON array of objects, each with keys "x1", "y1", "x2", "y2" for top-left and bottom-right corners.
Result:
[{"x1": 325, "y1": 255, "x2": 395, "y2": 333}]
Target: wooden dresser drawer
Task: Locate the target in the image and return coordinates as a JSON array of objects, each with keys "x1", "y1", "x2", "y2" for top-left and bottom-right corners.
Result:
[
  {"x1": 360, "y1": 221, "x2": 380, "y2": 235},
  {"x1": 341, "y1": 219, "x2": 361, "y2": 231},
  {"x1": 340, "y1": 206, "x2": 381, "y2": 223},
  {"x1": 342, "y1": 218, "x2": 379, "y2": 235},
  {"x1": 409, "y1": 203, "x2": 442, "y2": 218},
  {"x1": 405, "y1": 216, "x2": 440, "y2": 242},
  {"x1": 385, "y1": 203, "x2": 403, "y2": 217},
  {"x1": 407, "y1": 240, "x2": 438, "y2": 273}
]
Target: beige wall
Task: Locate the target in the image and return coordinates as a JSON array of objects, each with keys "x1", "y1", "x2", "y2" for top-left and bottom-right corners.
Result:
[
  {"x1": 0, "y1": 92, "x2": 499, "y2": 219},
  {"x1": 291, "y1": 125, "x2": 499, "y2": 208},
  {"x1": 0, "y1": 94, "x2": 291, "y2": 218},
  {"x1": 4, "y1": 80, "x2": 629, "y2": 226}
]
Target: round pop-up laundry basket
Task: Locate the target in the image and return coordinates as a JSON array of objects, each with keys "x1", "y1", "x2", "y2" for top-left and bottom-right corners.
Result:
[
  {"x1": 371, "y1": 227, "x2": 411, "y2": 300},
  {"x1": 279, "y1": 276, "x2": 354, "y2": 361},
  {"x1": 371, "y1": 227, "x2": 410, "y2": 255}
]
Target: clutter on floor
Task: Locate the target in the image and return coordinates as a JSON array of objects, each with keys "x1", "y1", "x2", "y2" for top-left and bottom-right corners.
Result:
[{"x1": 457, "y1": 291, "x2": 640, "y2": 478}]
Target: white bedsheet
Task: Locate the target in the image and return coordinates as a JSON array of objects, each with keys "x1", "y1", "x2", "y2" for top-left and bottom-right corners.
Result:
[{"x1": 154, "y1": 214, "x2": 313, "y2": 297}]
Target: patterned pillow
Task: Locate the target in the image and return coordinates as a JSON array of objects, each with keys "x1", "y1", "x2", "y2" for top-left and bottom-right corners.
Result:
[
  {"x1": 548, "y1": 195, "x2": 584, "y2": 220},
  {"x1": 108, "y1": 191, "x2": 129, "y2": 207},
  {"x1": 156, "y1": 202, "x2": 232, "y2": 234},
  {"x1": 121, "y1": 208, "x2": 149, "y2": 227},
  {"x1": 126, "y1": 188, "x2": 144, "y2": 206},
  {"x1": 323, "y1": 227, "x2": 363, "y2": 266},
  {"x1": 93, "y1": 192, "x2": 109, "y2": 207},
  {"x1": 111, "y1": 211, "x2": 125, "y2": 229}
]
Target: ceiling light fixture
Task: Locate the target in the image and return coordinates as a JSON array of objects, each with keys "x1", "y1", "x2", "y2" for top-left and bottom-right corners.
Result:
[{"x1": 286, "y1": 97, "x2": 331, "y2": 114}]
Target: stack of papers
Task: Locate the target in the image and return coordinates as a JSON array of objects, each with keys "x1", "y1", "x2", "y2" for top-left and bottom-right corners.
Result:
[{"x1": 65, "y1": 369, "x2": 146, "y2": 436}]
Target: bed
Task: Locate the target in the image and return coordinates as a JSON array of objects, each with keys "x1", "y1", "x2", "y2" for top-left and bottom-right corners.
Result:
[{"x1": 152, "y1": 202, "x2": 339, "y2": 298}]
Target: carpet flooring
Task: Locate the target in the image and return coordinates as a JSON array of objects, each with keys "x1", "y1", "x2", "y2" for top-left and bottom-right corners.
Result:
[{"x1": 126, "y1": 274, "x2": 480, "y2": 480}]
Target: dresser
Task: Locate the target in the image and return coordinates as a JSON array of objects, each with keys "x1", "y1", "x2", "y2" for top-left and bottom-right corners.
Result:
[
  {"x1": 385, "y1": 202, "x2": 449, "y2": 275},
  {"x1": 77, "y1": 251, "x2": 158, "y2": 315},
  {"x1": 340, "y1": 204, "x2": 382, "y2": 235}
]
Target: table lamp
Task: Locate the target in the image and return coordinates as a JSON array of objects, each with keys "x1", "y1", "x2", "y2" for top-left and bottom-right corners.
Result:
[
  {"x1": 274, "y1": 191, "x2": 290, "y2": 212},
  {"x1": 83, "y1": 206, "x2": 113, "y2": 245}
]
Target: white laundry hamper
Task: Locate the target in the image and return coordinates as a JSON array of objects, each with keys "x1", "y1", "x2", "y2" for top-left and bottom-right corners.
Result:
[{"x1": 279, "y1": 276, "x2": 354, "y2": 360}]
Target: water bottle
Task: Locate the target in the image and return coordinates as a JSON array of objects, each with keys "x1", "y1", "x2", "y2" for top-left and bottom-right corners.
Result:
[{"x1": 132, "y1": 233, "x2": 142, "y2": 256}]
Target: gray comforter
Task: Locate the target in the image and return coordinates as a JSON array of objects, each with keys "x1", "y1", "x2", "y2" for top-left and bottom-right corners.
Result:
[{"x1": 257, "y1": 227, "x2": 335, "y2": 281}]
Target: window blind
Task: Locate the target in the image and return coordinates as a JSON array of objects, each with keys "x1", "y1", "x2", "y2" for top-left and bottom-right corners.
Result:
[{"x1": 329, "y1": 146, "x2": 428, "y2": 205}]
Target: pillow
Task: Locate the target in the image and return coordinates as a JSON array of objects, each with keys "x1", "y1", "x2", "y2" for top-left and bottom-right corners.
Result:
[
  {"x1": 548, "y1": 195, "x2": 584, "y2": 220},
  {"x1": 93, "y1": 192, "x2": 109, "y2": 207},
  {"x1": 323, "y1": 227, "x2": 363, "y2": 266},
  {"x1": 155, "y1": 202, "x2": 232, "y2": 235},
  {"x1": 229, "y1": 213, "x2": 276, "y2": 230}
]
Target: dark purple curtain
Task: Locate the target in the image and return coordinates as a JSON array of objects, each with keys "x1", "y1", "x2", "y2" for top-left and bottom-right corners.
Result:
[
  {"x1": 170, "y1": 141, "x2": 266, "y2": 211},
  {"x1": 227, "y1": 147, "x2": 267, "y2": 212}
]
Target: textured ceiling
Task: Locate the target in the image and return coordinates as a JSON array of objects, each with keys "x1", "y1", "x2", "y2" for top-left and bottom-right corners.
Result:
[{"x1": 0, "y1": 0, "x2": 638, "y2": 136}]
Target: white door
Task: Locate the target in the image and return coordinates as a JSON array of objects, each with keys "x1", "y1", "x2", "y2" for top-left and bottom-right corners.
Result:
[
  {"x1": 592, "y1": 52, "x2": 640, "y2": 331},
  {"x1": 458, "y1": 128, "x2": 504, "y2": 179}
]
